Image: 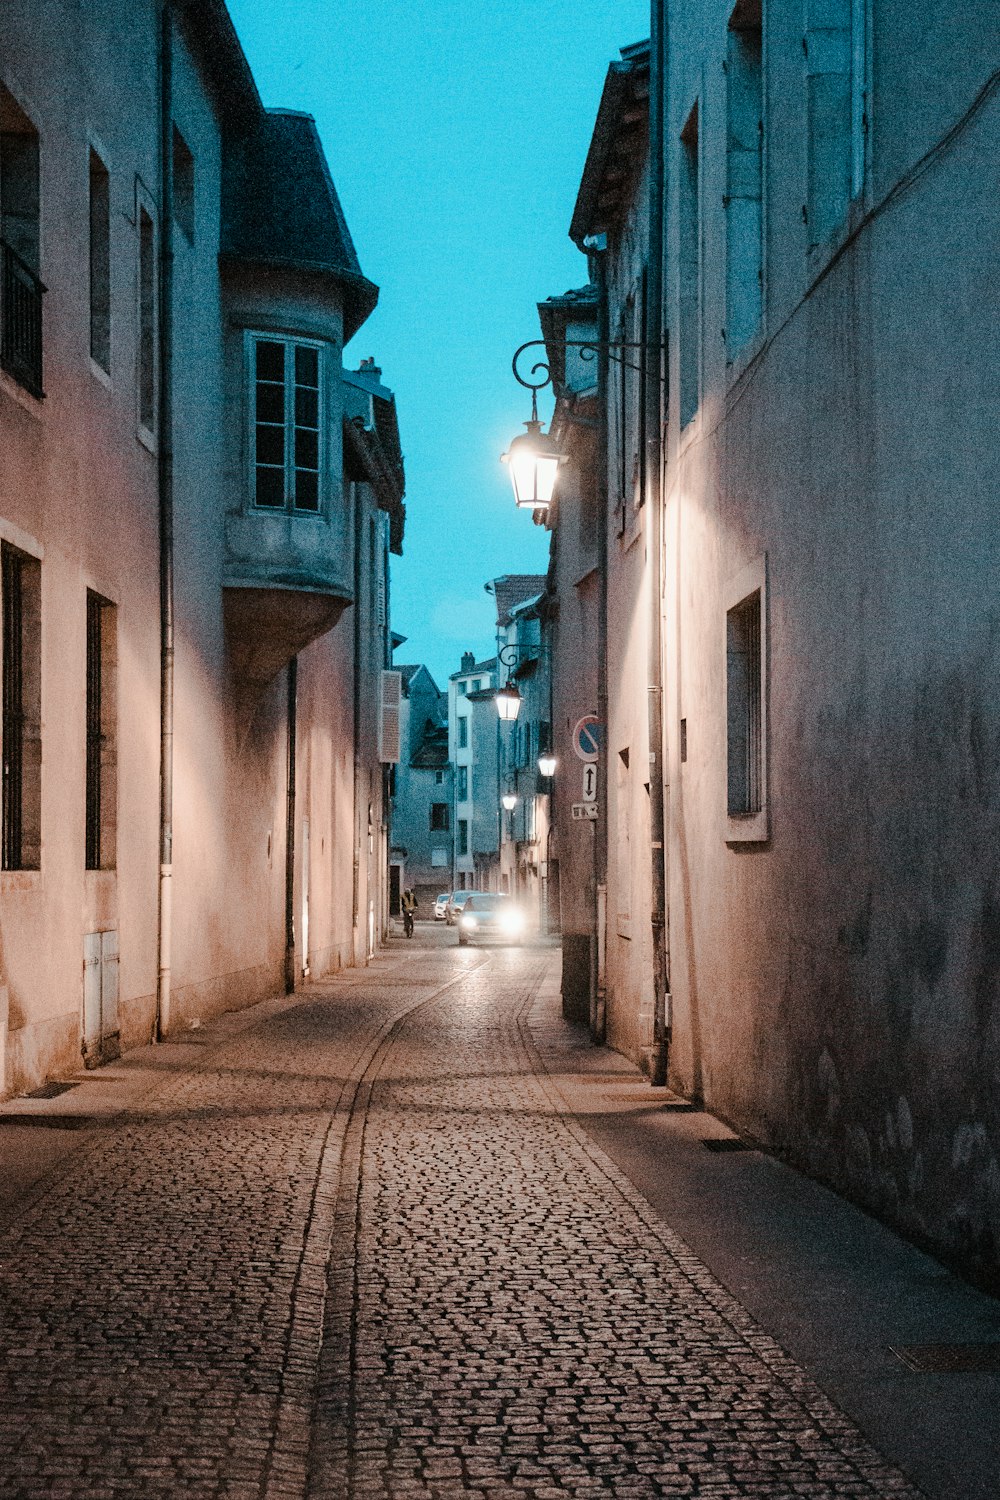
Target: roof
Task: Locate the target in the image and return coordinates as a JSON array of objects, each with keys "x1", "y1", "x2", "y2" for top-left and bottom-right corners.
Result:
[
  {"x1": 488, "y1": 575, "x2": 548, "y2": 629},
  {"x1": 537, "y1": 284, "x2": 599, "y2": 394},
  {"x1": 411, "y1": 724, "x2": 449, "y2": 769},
  {"x1": 449, "y1": 656, "x2": 496, "y2": 682},
  {"x1": 570, "y1": 40, "x2": 650, "y2": 249},
  {"x1": 221, "y1": 110, "x2": 379, "y2": 340},
  {"x1": 398, "y1": 664, "x2": 440, "y2": 697}
]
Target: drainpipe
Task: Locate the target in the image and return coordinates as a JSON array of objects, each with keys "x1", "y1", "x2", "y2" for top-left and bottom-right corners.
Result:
[
  {"x1": 352, "y1": 478, "x2": 363, "y2": 953},
  {"x1": 155, "y1": 1, "x2": 175, "y2": 1041},
  {"x1": 284, "y1": 657, "x2": 298, "y2": 994},
  {"x1": 593, "y1": 246, "x2": 609, "y2": 1043},
  {"x1": 646, "y1": 0, "x2": 670, "y2": 1085}
]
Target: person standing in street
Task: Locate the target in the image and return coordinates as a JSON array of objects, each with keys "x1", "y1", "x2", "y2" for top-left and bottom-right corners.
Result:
[{"x1": 401, "y1": 887, "x2": 418, "y2": 937}]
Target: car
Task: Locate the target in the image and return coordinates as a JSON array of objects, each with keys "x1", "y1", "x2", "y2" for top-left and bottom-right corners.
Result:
[
  {"x1": 456, "y1": 892, "x2": 527, "y2": 946},
  {"x1": 433, "y1": 892, "x2": 450, "y2": 921},
  {"x1": 445, "y1": 889, "x2": 487, "y2": 926}
]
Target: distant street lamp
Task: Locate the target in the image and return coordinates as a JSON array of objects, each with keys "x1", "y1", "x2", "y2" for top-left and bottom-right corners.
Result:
[
  {"x1": 501, "y1": 789, "x2": 518, "y2": 813},
  {"x1": 537, "y1": 752, "x2": 557, "y2": 778}
]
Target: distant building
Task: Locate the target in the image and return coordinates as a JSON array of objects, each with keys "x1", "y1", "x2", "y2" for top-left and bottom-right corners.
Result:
[
  {"x1": 489, "y1": 576, "x2": 551, "y2": 929},
  {"x1": 389, "y1": 666, "x2": 450, "y2": 912},
  {"x1": 448, "y1": 652, "x2": 498, "y2": 891}
]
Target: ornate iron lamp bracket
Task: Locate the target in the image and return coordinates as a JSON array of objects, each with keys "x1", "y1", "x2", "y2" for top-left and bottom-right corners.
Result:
[{"x1": 512, "y1": 337, "x2": 661, "y2": 394}]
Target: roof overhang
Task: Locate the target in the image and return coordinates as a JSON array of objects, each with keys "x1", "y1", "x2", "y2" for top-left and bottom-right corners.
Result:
[{"x1": 570, "y1": 40, "x2": 650, "y2": 249}]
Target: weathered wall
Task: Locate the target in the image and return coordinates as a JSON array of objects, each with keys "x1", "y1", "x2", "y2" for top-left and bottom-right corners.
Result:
[{"x1": 663, "y1": 0, "x2": 1000, "y2": 1280}]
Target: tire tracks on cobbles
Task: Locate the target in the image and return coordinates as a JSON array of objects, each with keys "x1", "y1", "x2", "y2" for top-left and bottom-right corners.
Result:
[
  {"x1": 0, "y1": 953, "x2": 485, "y2": 1500},
  {"x1": 309, "y1": 950, "x2": 923, "y2": 1500}
]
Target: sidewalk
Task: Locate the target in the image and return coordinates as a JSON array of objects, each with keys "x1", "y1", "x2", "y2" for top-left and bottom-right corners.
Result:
[{"x1": 526, "y1": 965, "x2": 1000, "y2": 1500}]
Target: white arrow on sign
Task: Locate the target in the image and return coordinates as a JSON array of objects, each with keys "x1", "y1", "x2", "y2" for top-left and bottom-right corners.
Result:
[{"x1": 582, "y1": 763, "x2": 598, "y2": 802}]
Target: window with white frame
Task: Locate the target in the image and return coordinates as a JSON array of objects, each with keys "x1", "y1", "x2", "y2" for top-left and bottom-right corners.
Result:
[{"x1": 249, "y1": 334, "x2": 323, "y2": 512}]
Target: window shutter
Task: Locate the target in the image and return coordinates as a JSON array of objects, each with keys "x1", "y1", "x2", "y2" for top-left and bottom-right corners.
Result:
[{"x1": 379, "y1": 670, "x2": 402, "y2": 764}]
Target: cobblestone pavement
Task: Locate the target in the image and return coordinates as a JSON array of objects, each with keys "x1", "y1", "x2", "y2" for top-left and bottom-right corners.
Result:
[
  {"x1": 0, "y1": 939, "x2": 923, "y2": 1499},
  {"x1": 310, "y1": 947, "x2": 922, "y2": 1500},
  {"x1": 0, "y1": 950, "x2": 472, "y2": 1500}
]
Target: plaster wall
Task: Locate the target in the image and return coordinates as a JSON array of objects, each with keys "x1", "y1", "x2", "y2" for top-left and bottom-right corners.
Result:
[
  {"x1": 0, "y1": 0, "x2": 389, "y2": 1093},
  {"x1": 601, "y1": 158, "x2": 655, "y2": 1065},
  {"x1": 662, "y1": 0, "x2": 1000, "y2": 1279}
]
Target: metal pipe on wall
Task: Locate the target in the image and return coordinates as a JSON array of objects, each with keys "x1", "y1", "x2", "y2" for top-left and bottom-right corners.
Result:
[
  {"x1": 284, "y1": 657, "x2": 298, "y2": 994},
  {"x1": 593, "y1": 245, "x2": 609, "y2": 1043},
  {"x1": 155, "y1": 0, "x2": 175, "y2": 1042},
  {"x1": 646, "y1": 0, "x2": 670, "y2": 1086}
]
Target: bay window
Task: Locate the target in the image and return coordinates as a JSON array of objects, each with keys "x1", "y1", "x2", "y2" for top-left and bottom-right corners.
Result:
[{"x1": 249, "y1": 334, "x2": 323, "y2": 513}]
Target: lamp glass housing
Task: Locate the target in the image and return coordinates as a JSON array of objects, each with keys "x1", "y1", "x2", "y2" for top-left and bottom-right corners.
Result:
[
  {"x1": 537, "y1": 753, "x2": 557, "y2": 778},
  {"x1": 501, "y1": 792, "x2": 517, "y2": 812},
  {"x1": 495, "y1": 683, "x2": 521, "y2": 721},
  {"x1": 502, "y1": 421, "x2": 561, "y2": 512}
]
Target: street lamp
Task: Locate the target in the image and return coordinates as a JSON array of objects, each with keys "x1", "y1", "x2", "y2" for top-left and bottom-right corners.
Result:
[
  {"x1": 538, "y1": 752, "x2": 557, "y2": 778},
  {"x1": 501, "y1": 789, "x2": 517, "y2": 813},
  {"x1": 494, "y1": 681, "x2": 522, "y2": 721},
  {"x1": 501, "y1": 401, "x2": 562, "y2": 513}
]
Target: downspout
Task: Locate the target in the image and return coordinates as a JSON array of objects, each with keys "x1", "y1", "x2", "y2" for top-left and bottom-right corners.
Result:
[
  {"x1": 646, "y1": 0, "x2": 670, "y2": 1085},
  {"x1": 593, "y1": 246, "x2": 609, "y2": 1043},
  {"x1": 155, "y1": 1, "x2": 175, "y2": 1041},
  {"x1": 284, "y1": 657, "x2": 298, "y2": 993},
  {"x1": 352, "y1": 477, "x2": 363, "y2": 952}
]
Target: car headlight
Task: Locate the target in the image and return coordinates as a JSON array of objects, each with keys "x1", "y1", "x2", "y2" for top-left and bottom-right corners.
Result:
[
  {"x1": 459, "y1": 914, "x2": 477, "y2": 930},
  {"x1": 500, "y1": 909, "x2": 525, "y2": 934}
]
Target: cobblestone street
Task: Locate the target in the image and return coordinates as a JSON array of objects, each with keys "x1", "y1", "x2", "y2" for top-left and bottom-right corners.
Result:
[{"x1": 0, "y1": 932, "x2": 994, "y2": 1497}]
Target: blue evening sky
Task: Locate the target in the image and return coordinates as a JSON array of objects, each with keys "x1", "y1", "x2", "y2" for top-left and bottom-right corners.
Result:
[{"x1": 228, "y1": 1, "x2": 650, "y2": 691}]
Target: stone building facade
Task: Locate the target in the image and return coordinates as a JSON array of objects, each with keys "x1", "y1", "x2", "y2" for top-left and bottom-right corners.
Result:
[
  {"x1": 389, "y1": 664, "x2": 450, "y2": 911},
  {"x1": 533, "y1": 4, "x2": 1000, "y2": 1282},
  {"x1": 0, "y1": 0, "x2": 404, "y2": 1095}
]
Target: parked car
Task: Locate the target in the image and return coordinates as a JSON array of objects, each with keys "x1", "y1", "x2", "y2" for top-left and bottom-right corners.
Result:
[
  {"x1": 445, "y1": 889, "x2": 486, "y2": 926},
  {"x1": 433, "y1": 893, "x2": 450, "y2": 921},
  {"x1": 456, "y1": 892, "x2": 526, "y2": 946}
]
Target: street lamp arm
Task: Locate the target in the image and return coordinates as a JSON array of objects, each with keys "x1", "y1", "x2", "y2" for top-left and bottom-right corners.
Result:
[{"x1": 512, "y1": 337, "x2": 665, "y2": 389}]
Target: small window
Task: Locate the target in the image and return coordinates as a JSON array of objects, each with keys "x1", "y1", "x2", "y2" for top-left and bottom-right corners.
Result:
[
  {"x1": 85, "y1": 593, "x2": 117, "y2": 870},
  {"x1": 250, "y1": 335, "x2": 323, "y2": 513},
  {"x1": 679, "y1": 103, "x2": 701, "y2": 429},
  {"x1": 137, "y1": 204, "x2": 156, "y2": 434},
  {"x1": 1, "y1": 542, "x2": 42, "y2": 870},
  {"x1": 0, "y1": 87, "x2": 43, "y2": 396},
  {"x1": 434, "y1": 769, "x2": 444, "y2": 785},
  {"x1": 172, "y1": 127, "x2": 194, "y2": 243},
  {"x1": 457, "y1": 765, "x2": 468, "y2": 800},
  {"x1": 805, "y1": 0, "x2": 867, "y2": 247},
  {"x1": 458, "y1": 819, "x2": 469, "y2": 856},
  {"x1": 457, "y1": 682, "x2": 467, "y2": 697},
  {"x1": 430, "y1": 802, "x2": 449, "y2": 832},
  {"x1": 725, "y1": 1, "x2": 763, "y2": 357},
  {"x1": 458, "y1": 716, "x2": 468, "y2": 749},
  {"x1": 726, "y1": 558, "x2": 768, "y2": 842},
  {"x1": 89, "y1": 149, "x2": 111, "y2": 372}
]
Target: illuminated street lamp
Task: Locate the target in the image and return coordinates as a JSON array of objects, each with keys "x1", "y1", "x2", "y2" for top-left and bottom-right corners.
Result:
[
  {"x1": 501, "y1": 789, "x2": 518, "y2": 813},
  {"x1": 538, "y1": 752, "x2": 557, "y2": 778},
  {"x1": 501, "y1": 402, "x2": 562, "y2": 513},
  {"x1": 494, "y1": 681, "x2": 522, "y2": 721}
]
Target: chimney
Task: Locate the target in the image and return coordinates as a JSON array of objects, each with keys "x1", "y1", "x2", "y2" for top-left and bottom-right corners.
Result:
[{"x1": 460, "y1": 651, "x2": 475, "y2": 673}]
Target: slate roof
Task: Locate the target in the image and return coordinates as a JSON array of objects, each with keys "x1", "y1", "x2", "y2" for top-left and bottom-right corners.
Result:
[
  {"x1": 489, "y1": 575, "x2": 548, "y2": 629},
  {"x1": 537, "y1": 284, "x2": 599, "y2": 393},
  {"x1": 411, "y1": 725, "x2": 449, "y2": 770},
  {"x1": 398, "y1": 664, "x2": 441, "y2": 697},
  {"x1": 221, "y1": 109, "x2": 379, "y2": 341}
]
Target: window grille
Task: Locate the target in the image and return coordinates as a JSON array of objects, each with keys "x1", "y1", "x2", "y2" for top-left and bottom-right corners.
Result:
[{"x1": 251, "y1": 336, "x2": 322, "y2": 513}]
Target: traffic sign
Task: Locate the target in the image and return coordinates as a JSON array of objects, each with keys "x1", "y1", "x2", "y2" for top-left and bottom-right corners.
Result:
[
  {"x1": 571, "y1": 802, "x2": 598, "y2": 821},
  {"x1": 572, "y1": 714, "x2": 602, "y2": 762},
  {"x1": 582, "y1": 763, "x2": 598, "y2": 802}
]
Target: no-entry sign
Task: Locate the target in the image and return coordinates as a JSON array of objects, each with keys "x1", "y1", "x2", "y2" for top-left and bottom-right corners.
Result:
[{"x1": 572, "y1": 715, "x2": 602, "y2": 762}]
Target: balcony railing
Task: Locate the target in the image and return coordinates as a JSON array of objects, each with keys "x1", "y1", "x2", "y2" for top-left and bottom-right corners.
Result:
[{"x1": 1, "y1": 238, "x2": 44, "y2": 398}]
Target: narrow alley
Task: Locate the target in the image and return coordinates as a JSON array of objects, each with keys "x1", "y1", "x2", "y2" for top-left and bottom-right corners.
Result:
[{"x1": 2, "y1": 931, "x2": 998, "y2": 1499}]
